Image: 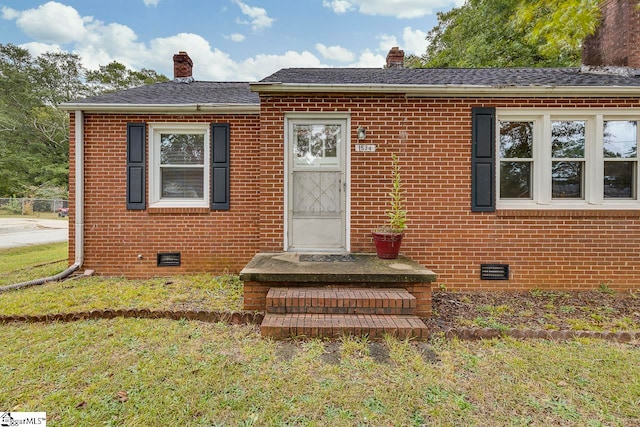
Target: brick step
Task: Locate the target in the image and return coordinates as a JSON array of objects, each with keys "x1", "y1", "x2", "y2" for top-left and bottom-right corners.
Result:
[
  {"x1": 266, "y1": 287, "x2": 416, "y2": 315},
  {"x1": 261, "y1": 313, "x2": 428, "y2": 340}
]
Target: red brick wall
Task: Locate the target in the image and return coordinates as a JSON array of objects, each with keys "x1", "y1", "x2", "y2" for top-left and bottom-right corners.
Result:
[
  {"x1": 69, "y1": 112, "x2": 261, "y2": 277},
  {"x1": 70, "y1": 95, "x2": 640, "y2": 291},
  {"x1": 258, "y1": 94, "x2": 640, "y2": 291},
  {"x1": 582, "y1": 0, "x2": 640, "y2": 68}
]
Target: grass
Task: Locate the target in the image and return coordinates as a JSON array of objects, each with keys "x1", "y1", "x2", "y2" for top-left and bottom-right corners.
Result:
[
  {"x1": 0, "y1": 320, "x2": 638, "y2": 425},
  {"x1": 0, "y1": 211, "x2": 63, "y2": 220},
  {"x1": 0, "y1": 242, "x2": 242, "y2": 314},
  {"x1": 1, "y1": 243, "x2": 639, "y2": 424},
  {"x1": 0, "y1": 274, "x2": 244, "y2": 316},
  {"x1": 0, "y1": 242, "x2": 68, "y2": 286}
]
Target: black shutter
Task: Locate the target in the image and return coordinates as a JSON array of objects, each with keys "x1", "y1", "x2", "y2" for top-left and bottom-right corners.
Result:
[
  {"x1": 211, "y1": 123, "x2": 230, "y2": 210},
  {"x1": 471, "y1": 107, "x2": 496, "y2": 212},
  {"x1": 126, "y1": 123, "x2": 146, "y2": 210}
]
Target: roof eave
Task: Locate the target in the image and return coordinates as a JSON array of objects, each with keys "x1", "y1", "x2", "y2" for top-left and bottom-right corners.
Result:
[
  {"x1": 250, "y1": 82, "x2": 640, "y2": 97},
  {"x1": 58, "y1": 103, "x2": 261, "y2": 114}
]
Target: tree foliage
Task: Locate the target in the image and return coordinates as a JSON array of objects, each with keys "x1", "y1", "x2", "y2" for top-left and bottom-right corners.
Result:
[
  {"x1": 0, "y1": 44, "x2": 168, "y2": 197},
  {"x1": 86, "y1": 61, "x2": 168, "y2": 93},
  {"x1": 414, "y1": 0, "x2": 601, "y2": 68}
]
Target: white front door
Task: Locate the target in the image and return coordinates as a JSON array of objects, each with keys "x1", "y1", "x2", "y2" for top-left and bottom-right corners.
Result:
[{"x1": 287, "y1": 117, "x2": 348, "y2": 251}]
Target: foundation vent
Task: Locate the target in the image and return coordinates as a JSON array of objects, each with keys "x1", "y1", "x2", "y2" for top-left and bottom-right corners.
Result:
[
  {"x1": 480, "y1": 264, "x2": 509, "y2": 280},
  {"x1": 157, "y1": 252, "x2": 181, "y2": 267}
]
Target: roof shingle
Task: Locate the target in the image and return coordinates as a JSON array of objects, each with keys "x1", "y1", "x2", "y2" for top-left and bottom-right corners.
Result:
[
  {"x1": 71, "y1": 81, "x2": 259, "y2": 105},
  {"x1": 259, "y1": 67, "x2": 640, "y2": 87}
]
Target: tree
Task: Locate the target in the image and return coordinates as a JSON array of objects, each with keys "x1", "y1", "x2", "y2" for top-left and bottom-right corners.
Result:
[
  {"x1": 415, "y1": 0, "x2": 601, "y2": 68},
  {"x1": 86, "y1": 61, "x2": 169, "y2": 93},
  {"x1": 0, "y1": 44, "x2": 168, "y2": 197}
]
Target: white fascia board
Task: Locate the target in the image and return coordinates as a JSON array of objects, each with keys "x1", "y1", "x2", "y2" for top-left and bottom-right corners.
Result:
[
  {"x1": 58, "y1": 103, "x2": 260, "y2": 114},
  {"x1": 250, "y1": 82, "x2": 640, "y2": 98}
]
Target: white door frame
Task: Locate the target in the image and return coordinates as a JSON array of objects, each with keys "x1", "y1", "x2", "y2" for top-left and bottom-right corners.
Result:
[{"x1": 283, "y1": 113, "x2": 351, "y2": 252}]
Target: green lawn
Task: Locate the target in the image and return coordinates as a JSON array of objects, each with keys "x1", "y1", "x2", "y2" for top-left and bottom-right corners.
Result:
[
  {"x1": 0, "y1": 274, "x2": 243, "y2": 316},
  {"x1": 1, "y1": 243, "x2": 639, "y2": 425},
  {"x1": 1, "y1": 320, "x2": 638, "y2": 426},
  {"x1": 0, "y1": 242, "x2": 68, "y2": 286}
]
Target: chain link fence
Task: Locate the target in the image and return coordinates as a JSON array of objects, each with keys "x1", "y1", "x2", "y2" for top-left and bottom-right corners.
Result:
[{"x1": 0, "y1": 198, "x2": 68, "y2": 216}]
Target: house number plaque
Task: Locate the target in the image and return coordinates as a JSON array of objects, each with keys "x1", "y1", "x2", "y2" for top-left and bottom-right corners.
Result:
[{"x1": 355, "y1": 144, "x2": 376, "y2": 152}]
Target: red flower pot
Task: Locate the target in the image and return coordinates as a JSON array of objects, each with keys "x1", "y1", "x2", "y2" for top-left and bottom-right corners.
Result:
[{"x1": 371, "y1": 231, "x2": 404, "y2": 259}]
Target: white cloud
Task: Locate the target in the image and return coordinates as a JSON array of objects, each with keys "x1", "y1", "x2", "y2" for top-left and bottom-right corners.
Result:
[
  {"x1": 323, "y1": 0, "x2": 460, "y2": 19},
  {"x1": 401, "y1": 27, "x2": 428, "y2": 55},
  {"x1": 377, "y1": 34, "x2": 398, "y2": 53},
  {"x1": 2, "y1": 1, "x2": 89, "y2": 44},
  {"x1": 6, "y1": 1, "x2": 390, "y2": 82},
  {"x1": 376, "y1": 27, "x2": 428, "y2": 57},
  {"x1": 238, "y1": 51, "x2": 323, "y2": 80},
  {"x1": 227, "y1": 33, "x2": 246, "y2": 42},
  {"x1": 348, "y1": 50, "x2": 385, "y2": 68},
  {"x1": 233, "y1": 0, "x2": 274, "y2": 31},
  {"x1": 20, "y1": 42, "x2": 63, "y2": 57},
  {"x1": 143, "y1": 0, "x2": 161, "y2": 6},
  {"x1": 1, "y1": 7, "x2": 19, "y2": 20},
  {"x1": 315, "y1": 43, "x2": 354, "y2": 62},
  {"x1": 322, "y1": 0, "x2": 354, "y2": 14}
]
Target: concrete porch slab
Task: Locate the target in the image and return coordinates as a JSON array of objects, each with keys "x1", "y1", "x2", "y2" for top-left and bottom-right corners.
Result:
[{"x1": 239, "y1": 252, "x2": 437, "y2": 284}]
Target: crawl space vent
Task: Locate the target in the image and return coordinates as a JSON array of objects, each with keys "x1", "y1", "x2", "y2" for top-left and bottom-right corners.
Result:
[
  {"x1": 157, "y1": 252, "x2": 181, "y2": 267},
  {"x1": 480, "y1": 264, "x2": 509, "y2": 280}
]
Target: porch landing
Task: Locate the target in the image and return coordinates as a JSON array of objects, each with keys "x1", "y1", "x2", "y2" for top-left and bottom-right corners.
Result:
[{"x1": 240, "y1": 253, "x2": 437, "y2": 339}]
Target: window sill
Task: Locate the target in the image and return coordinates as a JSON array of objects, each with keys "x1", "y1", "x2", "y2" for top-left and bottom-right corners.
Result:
[
  {"x1": 147, "y1": 207, "x2": 211, "y2": 215},
  {"x1": 497, "y1": 209, "x2": 640, "y2": 218}
]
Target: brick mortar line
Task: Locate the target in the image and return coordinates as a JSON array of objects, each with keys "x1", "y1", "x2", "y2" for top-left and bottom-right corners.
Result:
[{"x1": 1, "y1": 310, "x2": 638, "y2": 343}]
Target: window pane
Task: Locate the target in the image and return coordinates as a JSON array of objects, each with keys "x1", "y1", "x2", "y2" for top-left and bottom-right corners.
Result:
[
  {"x1": 604, "y1": 161, "x2": 635, "y2": 199},
  {"x1": 604, "y1": 121, "x2": 637, "y2": 159},
  {"x1": 160, "y1": 134, "x2": 205, "y2": 165},
  {"x1": 500, "y1": 121, "x2": 533, "y2": 158},
  {"x1": 500, "y1": 161, "x2": 531, "y2": 198},
  {"x1": 293, "y1": 124, "x2": 340, "y2": 165},
  {"x1": 552, "y1": 121, "x2": 585, "y2": 158},
  {"x1": 552, "y1": 161, "x2": 583, "y2": 198},
  {"x1": 161, "y1": 168, "x2": 204, "y2": 198}
]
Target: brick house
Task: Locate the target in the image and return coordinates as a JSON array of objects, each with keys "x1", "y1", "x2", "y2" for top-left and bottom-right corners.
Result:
[{"x1": 62, "y1": 0, "x2": 640, "y2": 293}]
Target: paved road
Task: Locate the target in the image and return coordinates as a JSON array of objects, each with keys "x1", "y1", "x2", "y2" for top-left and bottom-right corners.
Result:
[{"x1": 0, "y1": 217, "x2": 69, "y2": 249}]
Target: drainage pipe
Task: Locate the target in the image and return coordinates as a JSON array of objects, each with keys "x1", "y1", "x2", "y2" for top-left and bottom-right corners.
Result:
[{"x1": 0, "y1": 110, "x2": 85, "y2": 293}]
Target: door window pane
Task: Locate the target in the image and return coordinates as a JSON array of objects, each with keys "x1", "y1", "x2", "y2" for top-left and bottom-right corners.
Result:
[
  {"x1": 293, "y1": 124, "x2": 340, "y2": 166},
  {"x1": 552, "y1": 161, "x2": 583, "y2": 198},
  {"x1": 500, "y1": 162, "x2": 531, "y2": 198},
  {"x1": 604, "y1": 161, "x2": 635, "y2": 199}
]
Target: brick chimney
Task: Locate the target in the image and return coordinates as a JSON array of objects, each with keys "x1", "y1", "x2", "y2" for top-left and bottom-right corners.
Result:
[
  {"x1": 386, "y1": 47, "x2": 405, "y2": 69},
  {"x1": 582, "y1": 0, "x2": 640, "y2": 69},
  {"x1": 173, "y1": 51, "x2": 193, "y2": 80}
]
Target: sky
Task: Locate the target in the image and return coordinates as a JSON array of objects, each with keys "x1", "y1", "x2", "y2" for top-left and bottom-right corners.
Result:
[{"x1": 0, "y1": 0, "x2": 464, "y2": 81}]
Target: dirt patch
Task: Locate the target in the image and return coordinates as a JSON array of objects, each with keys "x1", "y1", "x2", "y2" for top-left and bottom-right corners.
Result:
[
  {"x1": 368, "y1": 342, "x2": 391, "y2": 364},
  {"x1": 320, "y1": 341, "x2": 342, "y2": 365},
  {"x1": 426, "y1": 289, "x2": 640, "y2": 333}
]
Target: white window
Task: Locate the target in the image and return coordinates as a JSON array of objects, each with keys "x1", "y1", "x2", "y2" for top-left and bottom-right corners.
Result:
[
  {"x1": 497, "y1": 110, "x2": 640, "y2": 209},
  {"x1": 149, "y1": 123, "x2": 210, "y2": 207}
]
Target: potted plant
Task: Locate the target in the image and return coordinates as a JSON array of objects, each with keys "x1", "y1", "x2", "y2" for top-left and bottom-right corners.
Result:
[{"x1": 372, "y1": 154, "x2": 407, "y2": 259}]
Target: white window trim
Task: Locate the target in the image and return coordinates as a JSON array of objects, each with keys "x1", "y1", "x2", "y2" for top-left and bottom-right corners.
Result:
[
  {"x1": 148, "y1": 123, "x2": 210, "y2": 208},
  {"x1": 496, "y1": 109, "x2": 640, "y2": 210}
]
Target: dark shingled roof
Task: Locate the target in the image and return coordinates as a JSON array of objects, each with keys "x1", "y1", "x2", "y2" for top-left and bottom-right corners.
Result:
[
  {"x1": 67, "y1": 67, "x2": 640, "y2": 107},
  {"x1": 260, "y1": 67, "x2": 640, "y2": 87},
  {"x1": 72, "y1": 81, "x2": 258, "y2": 105}
]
